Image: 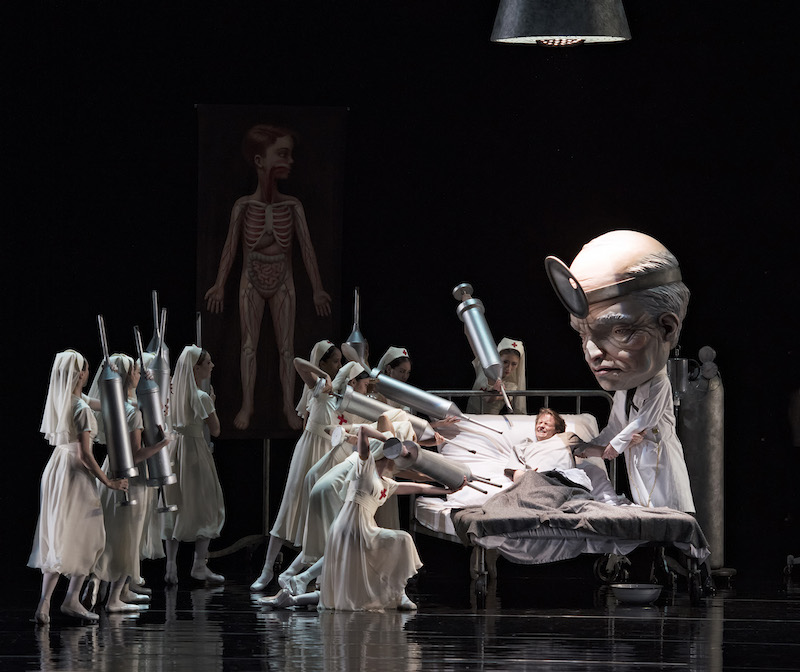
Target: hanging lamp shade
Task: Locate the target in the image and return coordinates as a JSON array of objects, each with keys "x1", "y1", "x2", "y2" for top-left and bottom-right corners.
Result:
[{"x1": 491, "y1": 0, "x2": 631, "y2": 46}]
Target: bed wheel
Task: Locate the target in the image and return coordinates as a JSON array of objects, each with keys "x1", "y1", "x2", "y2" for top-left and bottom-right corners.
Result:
[{"x1": 594, "y1": 554, "x2": 631, "y2": 584}]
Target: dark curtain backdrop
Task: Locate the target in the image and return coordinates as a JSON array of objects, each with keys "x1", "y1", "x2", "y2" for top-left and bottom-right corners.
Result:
[{"x1": 4, "y1": 1, "x2": 798, "y2": 579}]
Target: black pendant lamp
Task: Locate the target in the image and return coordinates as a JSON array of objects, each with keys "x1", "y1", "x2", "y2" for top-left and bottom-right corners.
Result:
[{"x1": 491, "y1": 0, "x2": 631, "y2": 46}]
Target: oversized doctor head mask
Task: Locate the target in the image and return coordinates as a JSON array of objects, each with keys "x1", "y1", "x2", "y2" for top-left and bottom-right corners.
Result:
[{"x1": 546, "y1": 230, "x2": 688, "y2": 392}]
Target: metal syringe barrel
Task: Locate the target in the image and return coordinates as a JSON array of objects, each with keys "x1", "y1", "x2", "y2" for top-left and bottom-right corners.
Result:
[
  {"x1": 383, "y1": 439, "x2": 474, "y2": 491},
  {"x1": 97, "y1": 316, "x2": 138, "y2": 479},
  {"x1": 370, "y1": 369, "x2": 463, "y2": 421},
  {"x1": 336, "y1": 386, "x2": 436, "y2": 442},
  {"x1": 454, "y1": 283, "x2": 502, "y2": 383},
  {"x1": 134, "y1": 327, "x2": 176, "y2": 487}
]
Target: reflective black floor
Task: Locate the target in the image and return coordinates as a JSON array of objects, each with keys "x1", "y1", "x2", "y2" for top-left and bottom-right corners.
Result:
[{"x1": 4, "y1": 541, "x2": 799, "y2": 671}]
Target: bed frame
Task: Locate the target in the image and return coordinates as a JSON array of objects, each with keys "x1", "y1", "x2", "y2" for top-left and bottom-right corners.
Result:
[{"x1": 409, "y1": 388, "x2": 707, "y2": 606}]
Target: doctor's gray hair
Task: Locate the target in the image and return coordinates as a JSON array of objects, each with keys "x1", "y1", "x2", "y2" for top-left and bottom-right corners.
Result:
[{"x1": 627, "y1": 250, "x2": 690, "y2": 325}]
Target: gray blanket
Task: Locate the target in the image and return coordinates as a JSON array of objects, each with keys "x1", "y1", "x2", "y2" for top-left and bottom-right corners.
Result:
[{"x1": 451, "y1": 470, "x2": 708, "y2": 552}]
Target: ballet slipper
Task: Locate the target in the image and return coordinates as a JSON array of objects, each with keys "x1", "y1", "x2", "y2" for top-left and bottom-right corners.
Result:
[
  {"x1": 60, "y1": 604, "x2": 100, "y2": 622},
  {"x1": 121, "y1": 589, "x2": 150, "y2": 605},
  {"x1": 250, "y1": 569, "x2": 273, "y2": 592},
  {"x1": 105, "y1": 600, "x2": 141, "y2": 614},
  {"x1": 164, "y1": 561, "x2": 178, "y2": 585},
  {"x1": 259, "y1": 588, "x2": 295, "y2": 609},
  {"x1": 277, "y1": 568, "x2": 296, "y2": 590},
  {"x1": 190, "y1": 562, "x2": 225, "y2": 584},
  {"x1": 287, "y1": 573, "x2": 311, "y2": 596},
  {"x1": 81, "y1": 576, "x2": 99, "y2": 610},
  {"x1": 398, "y1": 593, "x2": 418, "y2": 611}
]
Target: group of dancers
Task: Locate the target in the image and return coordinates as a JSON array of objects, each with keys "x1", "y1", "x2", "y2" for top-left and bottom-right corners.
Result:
[
  {"x1": 29, "y1": 345, "x2": 225, "y2": 625},
  {"x1": 28, "y1": 334, "x2": 527, "y2": 624}
]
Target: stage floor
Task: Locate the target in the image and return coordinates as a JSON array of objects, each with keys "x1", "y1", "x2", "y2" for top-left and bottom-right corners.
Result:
[{"x1": 3, "y1": 542, "x2": 798, "y2": 671}]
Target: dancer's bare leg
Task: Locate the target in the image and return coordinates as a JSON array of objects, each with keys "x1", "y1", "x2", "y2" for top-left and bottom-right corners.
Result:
[
  {"x1": 235, "y1": 280, "x2": 265, "y2": 430},
  {"x1": 62, "y1": 574, "x2": 99, "y2": 621},
  {"x1": 191, "y1": 537, "x2": 224, "y2": 584},
  {"x1": 105, "y1": 577, "x2": 139, "y2": 613},
  {"x1": 269, "y1": 282, "x2": 302, "y2": 430},
  {"x1": 35, "y1": 571, "x2": 59, "y2": 624},
  {"x1": 165, "y1": 538, "x2": 179, "y2": 584},
  {"x1": 251, "y1": 534, "x2": 285, "y2": 591}
]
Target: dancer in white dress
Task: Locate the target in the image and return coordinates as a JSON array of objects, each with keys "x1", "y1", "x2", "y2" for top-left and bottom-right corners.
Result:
[
  {"x1": 261, "y1": 424, "x2": 461, "y2": 611},
  {"x1": 162, "y1": 346, "x2": 225, "y2": 584},
  {"x1": 294, "y1": 340, "x2": 341, "y2": 422},
  {"x1": 90, "y1": 354, "x2": 172, "y2": 612},
  {"x1": 29, "y1": 350, "x2": 129, "y2": 624},
  {"x1": 250, "y1": 359, "x2": 370, "y2": 591},
  {"x1": 372, "y1": 346, "x2": 412, "y2": 410},
  {"x1": 467, "y1": 337, "x2": 527, "y2": 415},
  {"x1": 277, "y1": 410, "x2": 422, "y2": 596}
]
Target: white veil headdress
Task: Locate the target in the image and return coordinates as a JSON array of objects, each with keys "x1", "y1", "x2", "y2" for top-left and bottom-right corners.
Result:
[
  {"x1": 468, "y1": 337, "x2": 527, "y2": 414},
  {"x1": 331, "y1": 361, "x2": 367, "y2": 397},
  {"x1": 40, "y1": 350, "x2": 86, "y2": 446},
  {"x1": 295, "y1": 339, "x2": 337, "y2": 419},
  {"x1": 171, "y1": 345, "x2": 208, "y2": 428},
  {"x1": 376, "y1": 346, "x2": 410, "y2": 374}
]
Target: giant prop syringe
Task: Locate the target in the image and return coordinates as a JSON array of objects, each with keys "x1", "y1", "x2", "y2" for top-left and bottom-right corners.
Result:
[
  {"x1": 453, "y1": 282, "x2": 513, "y2": 413},
  {"x1": 344, "y1": 286, "x2": 368, "y2": 365},
  {"x1": 134, "y1": 326, "x2": 178, "y2": 513},
  {"x1": 97, "y1": 315, "x2": 138, "y2": 506},
  {"x1": 146, "y1": 291, "x2": 169, "y2": 362},
  {"x1": 145, "y1": 307, "x2": 170, "y2": 413},
  {"x1": 335, "y1": 385, "x2": 477, "y2": 454},
  {"x1": 340, "y1": 343, "x2": 503, "y2": 435},
  {"x1": 382, "y1": 438, "x2": 497, "y2": 494}
]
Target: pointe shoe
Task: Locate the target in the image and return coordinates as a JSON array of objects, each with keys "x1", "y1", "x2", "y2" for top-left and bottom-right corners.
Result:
[
  {"x1": 287, "y1": 573, "x2": 311, "y2": 596},
  {"x1": 259, "y1": 588, "x2": 295, "y2": 609},
  {"x1": 60, "y1": 604, "x2": 100, "y2": 622},
  {"x1": 81, "y1": 576, "x2": 99, "y2": 610},
  {"x1": 398, "y1": 593, "x2": 418, "y2": 611},
  {"x1": 191, "y1": 563, "x2": 225, "y2": 584},
  {"x1": 250, "y1": 570, "x2": 273, "y2": 592},
  {"x1": 34, "y1": 607, "x2": 50, "y2": 625},
  {"x1": 165, "y1": 562, "x2": 178, "y2": 585}
]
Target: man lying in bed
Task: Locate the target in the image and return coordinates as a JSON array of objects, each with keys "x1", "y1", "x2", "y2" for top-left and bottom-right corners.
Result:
[{"x1": 504, "y1": 408, "x2": 582, "y2": 482}]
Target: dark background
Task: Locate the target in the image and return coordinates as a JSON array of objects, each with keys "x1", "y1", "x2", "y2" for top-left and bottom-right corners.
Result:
[{"x1": 4, "y1": 2, "x2": 798, "y2": 584}]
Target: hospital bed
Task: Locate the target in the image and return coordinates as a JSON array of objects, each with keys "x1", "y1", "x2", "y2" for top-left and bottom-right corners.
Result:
[{"x1": 409, "y1": 389, "x2": 711, "y2": 606}]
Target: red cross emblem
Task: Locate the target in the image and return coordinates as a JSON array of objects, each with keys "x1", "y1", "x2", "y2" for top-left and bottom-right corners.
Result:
[
  {"x1": 511, "y1": 342, "x2": 517, "y2": 348},
  {"x1": 402, "y1": 349, "x2": 407, "y2": 355},
  {"x1": 337, "y1": 414, "x2": 347, "y2": 425},
  {"x1": 379, "y1": 488, "x2": 387, "y2": 500}
]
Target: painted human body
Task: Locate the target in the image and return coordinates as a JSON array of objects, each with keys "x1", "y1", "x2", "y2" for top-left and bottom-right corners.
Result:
[{"x1": 205, "y1": 126, "x2": 331, "y2": 431}]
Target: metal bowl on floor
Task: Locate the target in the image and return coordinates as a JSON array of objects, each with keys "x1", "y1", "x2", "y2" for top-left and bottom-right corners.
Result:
[{"x1": 611, "y1": 583, "x2": 663, "y2": 604}]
